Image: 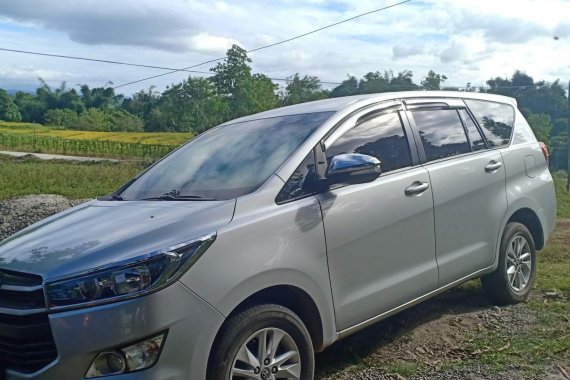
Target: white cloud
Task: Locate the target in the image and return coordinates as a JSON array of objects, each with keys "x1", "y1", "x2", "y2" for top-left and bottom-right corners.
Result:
[
  {"x1": 0, "y1": 66, "x2": 86, "y2": 81},
  {"x1": 189, "y1": 33, "x2": 240, "y2": 54},
  {"x1": 0, "y1": 0, "x2": 569, "y2": 94}
]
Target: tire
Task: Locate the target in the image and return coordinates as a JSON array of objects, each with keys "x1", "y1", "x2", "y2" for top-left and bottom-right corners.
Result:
[
  {"x1": 481, "y1": 222, "x2": 537, "y2": 304},
  {"x1": 208, "y1": 304, "x2": 315, "y2": 380}
]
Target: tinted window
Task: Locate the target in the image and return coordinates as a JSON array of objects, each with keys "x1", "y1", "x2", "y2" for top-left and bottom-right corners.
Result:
[
  {"x1": 276, "y1": 152, "x2": 316, "y2": 203},
  {"x1": 412, "y1": 109, "x2": 471, "y2": 161},
  {"x1": 327, "y1": 112, "x2": 412, "y2": 173},
  {"x1": 464, "y1": 99, "x2": 514, "y2": 147},
  {"x1": 121, "y1": 112, "x2": 332, "y2": 201},
  {"x1": 458, "y1": 109, "x2": 487, "y2": 151}
]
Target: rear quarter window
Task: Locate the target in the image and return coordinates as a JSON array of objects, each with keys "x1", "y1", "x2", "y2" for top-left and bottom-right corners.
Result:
[{"x1": 464, "y1": 99, "x2": 515, "y2": 148}]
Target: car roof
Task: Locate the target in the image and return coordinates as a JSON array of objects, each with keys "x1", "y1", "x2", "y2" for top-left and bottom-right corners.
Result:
[{"x1": 222, "y1": 91, "x2": 517, "y2": 125}]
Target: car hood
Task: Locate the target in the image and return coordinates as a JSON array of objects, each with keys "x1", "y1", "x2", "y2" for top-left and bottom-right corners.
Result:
[{"x1": 0, "y1": 199, "x2": 236, "y2": 280}]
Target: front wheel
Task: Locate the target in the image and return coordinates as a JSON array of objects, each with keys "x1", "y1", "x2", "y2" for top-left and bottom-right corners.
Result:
[
  {"x1": 481, "y1": 222, "x2": 537, "y2": 304},
  {"x1": 208, "y1": 304, "x2": 314, "y2": 380}
]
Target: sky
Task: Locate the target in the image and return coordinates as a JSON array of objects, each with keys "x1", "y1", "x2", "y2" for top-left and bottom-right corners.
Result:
[{"x1": 0, "y1": 0, "x2": 569, "y2": 96}]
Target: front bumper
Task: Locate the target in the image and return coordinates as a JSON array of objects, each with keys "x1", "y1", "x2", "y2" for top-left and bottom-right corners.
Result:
[{"x1": 6, "y1": 282, "x2": 224, "y2": 380}]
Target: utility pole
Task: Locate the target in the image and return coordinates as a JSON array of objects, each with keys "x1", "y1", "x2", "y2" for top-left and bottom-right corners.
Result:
[{"x1": 567, "y1": 80, "x2": 570, "y2": 191}]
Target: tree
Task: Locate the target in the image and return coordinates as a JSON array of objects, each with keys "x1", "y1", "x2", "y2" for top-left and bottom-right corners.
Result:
[
  {"x1": 73, "y1": 108, "x2": 112, "y2": 131},
  {"x1": 421, "y1": 70, "x2": 448, "y2": 90},
  {"x1": 13, "y1": 92, "x2": 45, "y2": 123},
  {"x1": 330, "y1": 75, "x2": 359, "y2": 98},
  {"x1": 526, "y1": 114, "x2": 553, "y2": 145},
  {"x1": 153, "y1": 77, "x2": 227, "y2": 132},
  {"x1": 44, "y1": 108, "x2": 78, "y2": 127},
  {"x1": 0, "y1": 89, "x2": 22, "y2": 121},
  {"x1": 387, "y1": 70, "x2": 419, "y2": 91},
  {"x1": 211, "y1": 45, "x2": 278, "y2": 119},
  {"x1": 358, "y1": 72, "x2": 390, "y2": 94},
  {"x1": 281, "y1": 73, "x2": 329, "y2": 106},
  {"x1": 485, "y1": 71, "x2": 569, "y2": 121},
  {"x1": 121, "y1": 87, "x2": 161, "y2": 119}
]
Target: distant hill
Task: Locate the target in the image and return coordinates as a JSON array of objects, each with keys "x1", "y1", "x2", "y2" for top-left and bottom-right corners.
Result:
[{"x1": 6, "y1": 88, "x2": 35, "y2": 95}]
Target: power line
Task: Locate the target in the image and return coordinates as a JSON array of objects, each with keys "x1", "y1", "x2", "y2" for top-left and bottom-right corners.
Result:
[
  {"x1": 0, "y1": 47, "x2": 213, "y2": 75},
  {"x1": 0, "y1": 46, "x2": 342, "y2": 86},
  {"x1": 112, "y1": 0, "x2": 412, "y2": 90}
]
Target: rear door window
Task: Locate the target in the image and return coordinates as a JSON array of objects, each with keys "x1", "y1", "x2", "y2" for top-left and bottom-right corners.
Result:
[
  {"x1": 411, "y1": 109, "x2": 471, "y2": 162},
  {"x1": 463, "y1": 99, "x2": 515, "y2": 147}
]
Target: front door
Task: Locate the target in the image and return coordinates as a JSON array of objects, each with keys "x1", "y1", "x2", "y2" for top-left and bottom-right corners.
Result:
[{"x1": 317, "y1": 106, "x2": 438, "y2": 331}]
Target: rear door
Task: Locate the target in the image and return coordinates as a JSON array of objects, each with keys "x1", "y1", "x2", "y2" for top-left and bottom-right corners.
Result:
[{"x1": 406, "y1": 102, "x2": 508, "y2": 286}]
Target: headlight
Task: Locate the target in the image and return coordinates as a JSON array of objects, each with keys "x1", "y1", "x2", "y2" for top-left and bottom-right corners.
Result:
[{"x1": 46, "y1": 232, "x2": 216, "y2": 311}]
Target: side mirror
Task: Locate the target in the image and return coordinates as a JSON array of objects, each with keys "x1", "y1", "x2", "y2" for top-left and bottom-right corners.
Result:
[{"x1": 326, "y1": 153, "x2": 382, "y2": 186}]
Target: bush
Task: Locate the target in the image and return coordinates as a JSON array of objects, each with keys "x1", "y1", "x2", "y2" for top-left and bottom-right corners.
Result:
[{"x1": 44, "y1": 109, "x2": 79, "y2": 127}]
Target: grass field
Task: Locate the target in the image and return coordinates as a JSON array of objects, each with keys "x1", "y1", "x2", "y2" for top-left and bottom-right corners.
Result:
[
  {"x1": 0, "y1": 154, "x2": 144, "y2": 200},
  {"x1": 0, "y1": 121, "x2": 193, "y2": 159},
  {"x1": 0, "y1": 121, "x2": 193, "y2": 145}
]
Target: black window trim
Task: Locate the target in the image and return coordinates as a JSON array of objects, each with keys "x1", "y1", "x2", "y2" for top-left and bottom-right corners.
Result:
[
  {"x1": 274, "y1": 148, "x2": 319, "y2": 205},
  {"x1": 457, "y1": 107, "x2": 490, "y2": 152}
]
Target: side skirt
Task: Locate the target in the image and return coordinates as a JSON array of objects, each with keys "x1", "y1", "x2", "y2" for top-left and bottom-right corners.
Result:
[{"x1": 338, "y1": 266, "x2": 493, "y2": 339}]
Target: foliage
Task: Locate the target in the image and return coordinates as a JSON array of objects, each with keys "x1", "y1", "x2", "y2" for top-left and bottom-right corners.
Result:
[
  {"x1": 526, "y1": 113, "x2": 553, "y2": 144},
  {"x1": 44, "y1": 108, "x2": 79, "y2": 127},
  {"x1": 0, "y1": 89, "x2": 22, "y2": 122},
  {"x1": 421, "y1": 70, "x2": 448, "y2": 90},
  {"x1": 210, "y1": 45, "x2": 278, "y2": 120},
  {"x1": 0, "y1": 47, "x2": 569, "y2": 173},
  {"x1": 281, "y1": 73, "x2": 329, "y2": 106},
  {"x1": 150, "y1": 77, "x2": 227, "y2": 132},
  {"x1": 330, "y1": 70, "x2": 421, "y2": 98}
]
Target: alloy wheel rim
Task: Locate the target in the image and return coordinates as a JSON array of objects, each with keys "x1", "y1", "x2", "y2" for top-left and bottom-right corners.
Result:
[
  {"x1": 506, "y1": 235, "x2": 532, "y2": 292},
  {"x1": 230, "y1": 327, "x2": 301, "y2": 380}
]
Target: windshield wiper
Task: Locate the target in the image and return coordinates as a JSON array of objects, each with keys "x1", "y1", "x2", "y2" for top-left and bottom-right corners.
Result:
[{"x1": 141, "y1": 194, "x2": 215, "y2": 201}]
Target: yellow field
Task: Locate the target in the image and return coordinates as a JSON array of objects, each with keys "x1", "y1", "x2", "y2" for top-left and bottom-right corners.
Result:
[{"x1": 0, "y1": 122, "x2": 194, "y2": 146}]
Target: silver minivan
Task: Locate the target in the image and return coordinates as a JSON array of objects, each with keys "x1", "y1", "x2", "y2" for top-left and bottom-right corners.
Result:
[{"x1": 0, "y1": 92, "x2": 557, "y2": 380}]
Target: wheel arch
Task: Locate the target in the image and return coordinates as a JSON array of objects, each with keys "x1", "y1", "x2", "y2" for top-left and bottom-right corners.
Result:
[
  {"x1": 211, "y1": 284, "x2": 325, "y2": 353},
  {"x1": 506, "y1": 208, "x2": 544, "y2": 250},
  {"x1": 206, "y1": 284, "x2": 327, "y2": 379}
]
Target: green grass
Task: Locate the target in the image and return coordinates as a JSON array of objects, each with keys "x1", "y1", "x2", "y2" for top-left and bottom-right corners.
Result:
[
  {"x1": 554, "y1": 171, "x2": 570, "y2": 218},
  {"x1": 456, "y1": 218, "x2": 570, "y2": 372},
  {"x1": 0, "y1": 154, "x2": 144, "y2": 200}
]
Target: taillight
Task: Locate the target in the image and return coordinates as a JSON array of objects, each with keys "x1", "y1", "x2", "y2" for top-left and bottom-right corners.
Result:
[{"x1": 539, "y1": 142, "x2": 549, "y2": 162}]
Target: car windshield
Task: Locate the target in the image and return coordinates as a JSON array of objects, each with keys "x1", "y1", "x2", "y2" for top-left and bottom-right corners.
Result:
[{"x1": 120, "y1": 112, "x2": 333, "y2": 201}]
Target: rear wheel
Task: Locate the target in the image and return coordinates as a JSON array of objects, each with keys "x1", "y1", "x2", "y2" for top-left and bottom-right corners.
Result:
[
  {"x1": 208, "y1": 304, "x2": 314, "y2": 380},
  {"x1": 481, "y1": 222, "x2": 537, "y2": 304}
]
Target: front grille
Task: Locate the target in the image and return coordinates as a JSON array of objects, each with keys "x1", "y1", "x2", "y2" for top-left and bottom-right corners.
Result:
[{"x1": 0, "y1": 269, "x2": 58, "y2": 374}]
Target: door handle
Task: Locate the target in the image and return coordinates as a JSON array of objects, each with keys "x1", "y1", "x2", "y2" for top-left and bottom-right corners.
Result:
[
  {"x1": 485, "y1": 161, "x2": 503, "y2": 172},
  {"x1": 405, "y1": 181, "x2": 430, "y2": 196}
]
